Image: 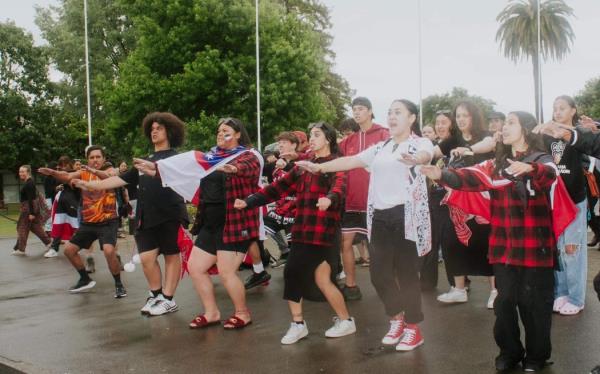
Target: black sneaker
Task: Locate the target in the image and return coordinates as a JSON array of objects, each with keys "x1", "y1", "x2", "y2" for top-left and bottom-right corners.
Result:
[
  {"x1": 590, "y1": 365, "x2": 600, "y2": 374},
  {"x1": 114, "y1": 285, "x2": 127, "y2": 299},
  {"x1": 69, "y1": 278, "x2": 96, "y2": 293},
  {"x1": 244, "y1": 271, "x2": 271, "y2": 290},
  {"x1": 522, "y1": 360, "x2": 552, "y2": 372},
  {"x1": 494, "y1": 354, "x2": 522, "y2": 371},
  {"x1": 341, "y1": 285, "x2": 362, "y2": 301}
]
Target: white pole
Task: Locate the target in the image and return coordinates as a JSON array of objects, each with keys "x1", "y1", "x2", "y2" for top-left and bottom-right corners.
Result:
[
  {"x1": 255, "y1": 0, "x2": 262, "y2": 150},
  {"x1": 537, "y1": 0, "x2": 542, "y2": 121},
  {"x1": 417, "y1": 0, "x2": 423, "y2": 130},
  {"x1": 84, "y1": 0, "x2": 92, "y2": 146}
]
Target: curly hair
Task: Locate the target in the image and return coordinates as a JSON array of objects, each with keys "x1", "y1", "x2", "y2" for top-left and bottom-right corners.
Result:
[{"x1": 142, "y1": 112, "x2": 186, "y2": 148}]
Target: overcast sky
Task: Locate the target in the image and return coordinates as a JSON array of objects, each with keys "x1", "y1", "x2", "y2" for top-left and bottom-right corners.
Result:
[{"x1": 4, "y1": 0, "x2": 599, "y2": 123}]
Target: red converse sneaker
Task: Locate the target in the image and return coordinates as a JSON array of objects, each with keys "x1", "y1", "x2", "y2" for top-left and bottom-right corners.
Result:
[
  {"x1": 395, "y1": 324, "x2": 424, "y2": 351},
  {"x1": 382, "y1": 317, "x2": 406, "y2": 345}
]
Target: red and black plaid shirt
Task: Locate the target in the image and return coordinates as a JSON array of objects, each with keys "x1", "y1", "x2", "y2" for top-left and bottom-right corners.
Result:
[
  {"x1": 197, "y1": 151, "x2": 261, "y2": 244},
  {"x1": 270, "y1": 165, "x2": 297, "y2": 218},
  {"x1": 441, "y1": 157, "x2": 558, "y2": 268},
  {"x1": 246, "y1": 154, "x2": 346, "y2": 247}
]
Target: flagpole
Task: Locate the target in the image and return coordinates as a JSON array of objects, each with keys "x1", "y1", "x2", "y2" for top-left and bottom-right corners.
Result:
[
  {"x1": 417, "y1": 0, "x2": 423, "y2": 130},
  {"x1": 84, "y1": 0, "x2": 92, "y2": 146},
  {"x1": 255, "y1": 0, "x2": 262, "y2": 150},
  {"x1": 537, "y1": 0, "x2": 543, "y2": 122}
]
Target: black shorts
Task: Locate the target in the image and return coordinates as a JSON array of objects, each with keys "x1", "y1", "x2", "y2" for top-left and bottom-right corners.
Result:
[
  {"x1": 135, "y1": 220, "x2": 181, "y2": 256},
  {"x1": 194, "y1": 225, "x2": 254, "y2": 255},
  {"x1": 70, "y1": 220, "x2": 119, "y2": 249},
  {"x1": 341, "y1": 211, "x2": 368, "y2": 235}
]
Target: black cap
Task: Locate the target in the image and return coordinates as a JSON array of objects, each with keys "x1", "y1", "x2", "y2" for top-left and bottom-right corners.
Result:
[
  {"x1": 352, "y1": 97, "x2": 372, "y2": 110},
  {"x1": 488, "y1": 111, "x2": 506, "y2": 121}
]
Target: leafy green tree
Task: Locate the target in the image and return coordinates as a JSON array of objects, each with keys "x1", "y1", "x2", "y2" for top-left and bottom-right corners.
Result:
[
  {"x1": 421, "y1": 87, "x2": 496, "y2": 126},
  {"x1": 575, "y1": 77, "x2": 600, "y2": 120},
  {"x1": 99, "y1": 0, "x2": 351, "y2": 156},
  {"x1": 0, "y1": 21, "x2": 87, "y2": 172},
  {"x1": 496, "y1": 0, "x2": 574, "y2": 121},
  {"x1": 35, "y1": 0, "x2": 134, "y2": 141}
]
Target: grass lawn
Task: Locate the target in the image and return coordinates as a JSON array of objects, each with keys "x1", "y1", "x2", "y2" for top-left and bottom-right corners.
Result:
[{"x1": 0, "y1": 204, "x2": 20, "y2": 238}]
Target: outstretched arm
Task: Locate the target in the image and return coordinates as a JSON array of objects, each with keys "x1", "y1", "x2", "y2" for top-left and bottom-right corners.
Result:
[
  {"x1": 73, "y1": 176, "x2": 127, "y2": 191},
  {"x1": 37, "y1": 168, "x2": 81, "y2": 184},
  {"x1": 296, "y1": 155, "x2": 367, "y2": 174}
]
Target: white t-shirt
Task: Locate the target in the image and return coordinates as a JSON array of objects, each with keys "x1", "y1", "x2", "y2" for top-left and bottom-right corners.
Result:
[{"x1": 357, "y1": 137, "x2": 434, "y2": 210}]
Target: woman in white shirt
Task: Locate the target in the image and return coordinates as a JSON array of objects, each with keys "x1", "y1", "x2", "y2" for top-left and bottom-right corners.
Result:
[{"x1": 297, "y1": 99, "x2": 433, "y2": 352}]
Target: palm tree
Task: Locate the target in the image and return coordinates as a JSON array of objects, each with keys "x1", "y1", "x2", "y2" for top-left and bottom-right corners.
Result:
[{"x1": 496, "y1": 0, "x2": 574, "y2": 121}]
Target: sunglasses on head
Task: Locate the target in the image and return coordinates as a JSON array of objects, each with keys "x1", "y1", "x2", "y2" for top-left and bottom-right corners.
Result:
[
  {"x1": 436, "y1": 110, "x2": 452, "y2": 115},
  {"x1": 308, "y1": 122, "x2": 326, "y2": 130},
  {"x1": 218, "y1": 117, "x2": 234, "y2": 126}
]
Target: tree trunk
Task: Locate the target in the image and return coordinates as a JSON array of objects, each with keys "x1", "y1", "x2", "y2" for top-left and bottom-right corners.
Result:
[{"x1": 532, "y1": 53, "x2": 544, "y2": 122}]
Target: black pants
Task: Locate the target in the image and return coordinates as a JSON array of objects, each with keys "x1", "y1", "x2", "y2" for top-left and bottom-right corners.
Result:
[
  {"x1": 370, "y1": 205, "x2": 423, "y2": 324},
  {"x1": 493, "y1": 264, "x2": 554, "y2": 366},
  {"x1": 419, "y1": 200, "x2": 448, "y2": 290}
]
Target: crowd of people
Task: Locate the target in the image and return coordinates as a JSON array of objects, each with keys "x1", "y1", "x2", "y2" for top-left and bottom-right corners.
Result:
[{"x1": 10, "y1": 95, "x2": 600, "y2": 372}]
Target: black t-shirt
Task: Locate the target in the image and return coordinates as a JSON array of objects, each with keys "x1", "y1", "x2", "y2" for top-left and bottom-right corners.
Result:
[
  {"x1": 544, "y1": 135, "x2": 586, "y2": 203},
  {"x1": 121, "y1": 168, "x2": 138, "y2": 200},
  {"x1": 43, "y1": 177, "x2": 57, "y2": 200},
  {"x1": 200, "y1": 171, "x2": 226, "y2": 204},
  {"x1": 120, "y1": 149, "x2": 189, "y2": 229},
  {"x1": 263, "y1": 162, "x2": 276, "y2": 183},
  {"x1": 438, "y1": 131, "x2": 494, "y2": 166},
  {"x1": 20, "y1": 178, "x2": 37, "y2": 212}
]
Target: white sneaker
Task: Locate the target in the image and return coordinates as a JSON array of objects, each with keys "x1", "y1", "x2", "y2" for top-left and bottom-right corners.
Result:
[
  {"x1": 437, "y1": 287, "x2": 468, "y2": 303},
  {"x1": 140, "y1": 294, "x2": 156, "y2": 315},
  {"x1": 336, "y1": 270, "x2": 346, "y2": 281},
  {"x1": 325, "y1": 317, "x2": 356, "y2": 338},
  {"x1": 11, "y1": 250, "x2": 26, "y2": 256},
  {"x1": 281, "y1": 322, "x2": 309, "y2": 345},
  {"x1": 487, "y1": 289, "x2": 498, "y2": 309},
  {"x1": 148, "y1": 294, "x2": 178, "y2": 316},
  {"x1": 44, "y1": 249, "x2": 59, "y2": 258},
  {"x1": 382, "y1": 318, "x2": 406, "y2": 345}
]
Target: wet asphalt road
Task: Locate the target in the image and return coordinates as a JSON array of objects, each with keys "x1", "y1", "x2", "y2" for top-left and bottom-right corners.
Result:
[{"x1": 0, "y1": 236, "x2": 599, "y2": 374}]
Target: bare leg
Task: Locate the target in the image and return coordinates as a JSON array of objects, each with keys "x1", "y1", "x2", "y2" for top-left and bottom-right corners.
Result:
[
  {"x1": 315, "y1": 261, "x2": 350, "y2": 320},
  {"x1": 64, "y1": 241, "x2": 84, "y2": 269},
  {"x1": 217, "y1": 251, "x2": 251, "y2": 323},
  {"x1": 140, "y1": 249, "x2": 162, "y2": 290},
  {"x1": 454, "y1": 275, "x2": 466, "y2": 289},
  {"x1": 248, "y1": 241, "x2": 261, "y2": 265},
  {"x1": 288, "y1": 300, "x2": 304, "y2": 322},
  {"x1": 188, "y1": 247, "x2": 220, "y2": 321},
  {"x1": 163, "y1": 254, "x2": 181, "y2": 296},
  {"x1": 341, "y1": 232, "x2": 357, "y2": 287},
  {"x1": 102, "y1": 244, "x2": 121, "y2": 276}
]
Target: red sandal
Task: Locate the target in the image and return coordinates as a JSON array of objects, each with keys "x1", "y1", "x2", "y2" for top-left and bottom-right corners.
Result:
[
  {"x1": 189, "y1": 314, "x2": 220, "y2": 329},
  {"x1": 223, "y1": 315, "x2": 252, "y2": 330}
]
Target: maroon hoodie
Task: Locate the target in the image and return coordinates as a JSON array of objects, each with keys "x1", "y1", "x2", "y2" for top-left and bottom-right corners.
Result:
[{"x1": 339, "y1": 123, "x2": 390, "y2": 211}]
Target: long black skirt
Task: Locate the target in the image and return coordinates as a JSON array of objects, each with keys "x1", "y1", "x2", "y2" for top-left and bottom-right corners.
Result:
[{"x1": 441, "y1": 217, "x2": 493, "y2": 278}]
